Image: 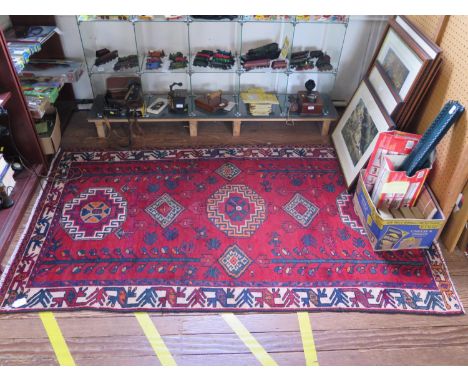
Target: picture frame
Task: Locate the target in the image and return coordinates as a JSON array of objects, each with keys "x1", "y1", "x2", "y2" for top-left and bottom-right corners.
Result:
[
  {"x1": 394, "y1": 16, "x2": 441, "y2": 60},
  {"x1": 368, "y1": 61, "x2": 403, "y2": 116},
  {"x1": 332, "y1": 78, "x2": 395, "y2": 188},
  {"x1": 374, "y1": 19, "x2": 432, "y2": 102},
  {"x1": 391, "y1": 16, "x2": 442, "y2": 128}
]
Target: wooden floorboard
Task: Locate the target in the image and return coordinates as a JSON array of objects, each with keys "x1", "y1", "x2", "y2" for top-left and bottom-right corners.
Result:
[
  {"x1": 317, "y1": 345, "x2": 468, "y2": 366},
  {"x1": 0, "y1": 112, "x2": 467, "y2": 365}
]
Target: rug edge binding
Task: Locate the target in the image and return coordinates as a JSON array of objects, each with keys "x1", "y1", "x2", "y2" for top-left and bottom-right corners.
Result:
[{"x1": 432, "y1": 241, "x2": 466, "y2": 314}]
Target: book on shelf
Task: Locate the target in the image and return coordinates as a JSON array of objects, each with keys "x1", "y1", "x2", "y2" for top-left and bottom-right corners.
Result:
[{"x1": 4, "y1": 26, "x2": 56, "y2": 45}]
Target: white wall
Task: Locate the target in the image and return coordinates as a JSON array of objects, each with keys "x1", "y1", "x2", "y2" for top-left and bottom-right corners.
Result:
[
  {"x1": 0, "y1": 15, "x2": 12, "y2": 31},
  {"x1": 55, "y1": 15, "x2": 388, "y2": 103}
]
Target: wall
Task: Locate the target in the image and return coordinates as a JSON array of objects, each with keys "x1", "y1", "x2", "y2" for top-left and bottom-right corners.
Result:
[
  {"x1": 405, "y1": 16, "x2": 468, "y2": 248},
  {"x1": 54, "y1": 15, "x2": 388, "y2": 102},
  {"x1": 0, "y1": 15, "x2": 11, "y2": 31}
]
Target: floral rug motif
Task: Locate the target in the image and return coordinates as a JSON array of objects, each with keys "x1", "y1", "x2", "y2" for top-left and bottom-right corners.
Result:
[{"x1": 0, "y1": 146, "x2": 463, "y2": 314}]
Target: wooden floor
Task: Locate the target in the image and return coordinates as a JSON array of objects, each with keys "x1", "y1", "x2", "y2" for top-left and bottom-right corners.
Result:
[{"x1": 1, "y1": 111, "x2": 467, "y2": 366}]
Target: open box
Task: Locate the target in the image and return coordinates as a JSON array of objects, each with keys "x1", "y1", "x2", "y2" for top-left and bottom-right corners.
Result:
[
  {"x1": 37, "y1": 110, "x2": 61, "y2": 155},
  {"x1": 353, "y1": 171, "x2": 445, "y2": 251}
]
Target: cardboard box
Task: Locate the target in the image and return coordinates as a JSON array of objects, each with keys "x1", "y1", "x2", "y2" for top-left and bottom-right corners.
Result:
[
  {"x1": 364, "y1": 131, "x2": 421, "y2": 191},
  {"x1": 353, "y1": 171, "x2": 445, "y2": 251},
  {"x1": 371, "y1": 154, "x2": 431, "y2": 209},
  {"x1": 38, "y1": 112, "x2": 61, "y2": 155}
]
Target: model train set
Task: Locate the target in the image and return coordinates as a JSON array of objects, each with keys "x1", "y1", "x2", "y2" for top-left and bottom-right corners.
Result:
[
  {"x1": 82, "y1": 15, "x2": 343, "y2": 131},
  {"x1": 92, "y1": 42, "x2": 333, "y2": 73}
]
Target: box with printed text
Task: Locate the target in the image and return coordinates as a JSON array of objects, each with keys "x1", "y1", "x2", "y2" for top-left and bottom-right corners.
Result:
[{"x1": 353, "y1": 171, "x2": 445, "y2": 251}]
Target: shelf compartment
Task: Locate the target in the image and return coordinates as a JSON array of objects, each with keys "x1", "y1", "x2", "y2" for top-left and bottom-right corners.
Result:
[
  {"x1": 241, "y1": 16, "x2": 293, "y2": 23},
  {"x1": 189, "y1": 16, "x2": 241, "y2": 23},
  {"x1": 140, "y1": 55, "x2": 189, "y2": 73},
  {"x1": 190, "y1": 94, "x2": 239, "y2": 118},
  {"x1": 294, "y1": 16, "x2": 349, "y2": 24},
  {"x1": 134, "y1": 16, "x2": 189, "y2": 23},
  {"x1": 190, "y1": 55, "x2": 240, "y2": 73},
  {"x1": 89, "y1": 57, "x2": 139, "y2": 75},
  {"x1": 0, "y1": 164, "x2": 43, "y2": 265}
]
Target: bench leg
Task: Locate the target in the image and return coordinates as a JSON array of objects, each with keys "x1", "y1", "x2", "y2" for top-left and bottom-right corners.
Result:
[
  {"x1": 95, "y1": 121, "x2": 108, "y2": 138},
  {"x1": 189, "y1": 120, "x2": 198, "y2": 137},
  {"x1": 321, "y1": 120, "x2": 331, "y2": 136},
  {"x1": 233, "y1": 120, "x2": 241, "y2": 137}
]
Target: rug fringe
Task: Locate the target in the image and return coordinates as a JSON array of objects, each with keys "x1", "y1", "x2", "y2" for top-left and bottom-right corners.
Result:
[{"x1": 0, "y1": 149, "x2": 62, "y2": 294}]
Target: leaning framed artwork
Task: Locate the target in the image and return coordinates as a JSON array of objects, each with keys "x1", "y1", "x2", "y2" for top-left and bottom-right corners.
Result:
[
  {"x1": 368, "y1": 61, "x2": 403, "y2": 116},
  {"x1": 332, "y1": 78, "x2": 395, "y2": 188},
  {"x1": 373, "y1": 19, "x2": 431, "y2": 102}
]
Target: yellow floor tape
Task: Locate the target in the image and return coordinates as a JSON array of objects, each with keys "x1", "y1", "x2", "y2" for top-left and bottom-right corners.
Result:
[
  {"x1": 297, "y1": 312, "x2": 319, "y2": 366},
  {"x1": 221, "y1": 313, "x2": 278, "y2": 366},
  {"x1": 39, "y1": 312, "x2": 76, "y2": 366},
  {"x1": 134, "y1": 312, "x2": 177, "y2": 366}
]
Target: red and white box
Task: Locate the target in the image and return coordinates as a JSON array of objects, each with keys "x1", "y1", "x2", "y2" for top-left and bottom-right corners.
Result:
[
  {"x1": 364, "y1": 131, "x2": 421, "y2": 191},
  {"x1": 371, "y1": 154, "x2": 431, "y2": 209}
]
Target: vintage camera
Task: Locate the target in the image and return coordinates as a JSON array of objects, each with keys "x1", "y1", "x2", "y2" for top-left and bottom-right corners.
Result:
[{"x1": 168, "y1": 82, "x2": 188, "y2": 114}]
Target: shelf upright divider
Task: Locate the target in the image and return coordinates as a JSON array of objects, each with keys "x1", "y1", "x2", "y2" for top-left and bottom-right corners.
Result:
[
  {"x1": 332, "y1": 19, "x2": 349, "y2": 98},
  {"x1": 132, "y1": 18, "x2": 143, "y2": 82},
  {"x1": 236, "y1": 16, "x2": 244, "y2": 117},
  {"x1": 285, "y1": 16, "x2": 297, "y2": 96},
  {"x1": 76, "y1": 16, "x2": 95, "y2": 98},
  {"x1": 186, "y1": 17, "x2": 195, "y2": 117}
]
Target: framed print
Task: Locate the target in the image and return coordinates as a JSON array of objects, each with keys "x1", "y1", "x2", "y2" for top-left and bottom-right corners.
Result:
[
  {"x1": 394, "y1": 16, "x2": 441, "y2": 60},
  {"x1": 375, "y1": 23, "x2": 430, "y2": 100},
  {"x1": 368, "y1": 62, "x2": 403, "y2": 116},
  {"x1": 332, "y1": 78, "x2": 395, "y2": 188}
]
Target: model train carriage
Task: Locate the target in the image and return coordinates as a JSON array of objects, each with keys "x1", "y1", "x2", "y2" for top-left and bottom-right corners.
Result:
[
  {"x1": 271, "y1": 59, "x2": 287, "y2": 69},
  {"x1": 243, "y1": 58, "x2": 271, "y2": 71}
]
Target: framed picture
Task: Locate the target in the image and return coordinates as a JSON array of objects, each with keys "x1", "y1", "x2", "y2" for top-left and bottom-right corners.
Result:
[
  {"x1": 375, "y1": 21, "x2": 431, "y2": 103},
  {"x1": 394, "y1": 16, "x2": 441, "y2": 60},
  {"x1": 332, "y1": 78, "x2": 395, "y2": 188},
  {"x1": 368, "y1": 62, "x2": 403, "y2": 116}
]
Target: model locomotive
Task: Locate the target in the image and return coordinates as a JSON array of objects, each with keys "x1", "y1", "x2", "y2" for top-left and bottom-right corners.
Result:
[
  {"x1": 113, "y1": 54, "x2": 139, "y2": 71},
  {"x1": 241, "y1": 42, "x2": 280, "y2": 62},
  {"x1": 145, "y1": 50, "x2": 165, "y2": 70},
  {"x1": 169, "y1": 52, "x2": 188, "y2": 70},
  {"x1": 193, "y1": 49, "x2": 235, "y2": 70},
  {"x1": 289, "y1": 50, "x2": 333, "y2": 72},
  {"x1": 240, "y1": 43, "x2": 288, "y2": 71},
  {"x1": 94, "y1": 48, "x2": 118, "y2": 66}
]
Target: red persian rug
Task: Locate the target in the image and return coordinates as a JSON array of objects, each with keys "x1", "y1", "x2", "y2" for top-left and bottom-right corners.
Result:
[{"x1": 0, "y1": 146, "x2": 463, "y2": 314}]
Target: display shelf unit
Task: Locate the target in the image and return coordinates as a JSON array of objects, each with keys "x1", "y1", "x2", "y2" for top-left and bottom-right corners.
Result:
[
  {"x1": 78, "y1": 15, "x2": 346, "y2": 133},
  {"x1": 0, "y1": 29, "x2": 47, "y2": 268},
  {"x1": 88, "y1": 92, "x2": 338, "y2": 139},
  {"x1": 8, "y1": 16, "x2": 79, "y2": 130}
]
